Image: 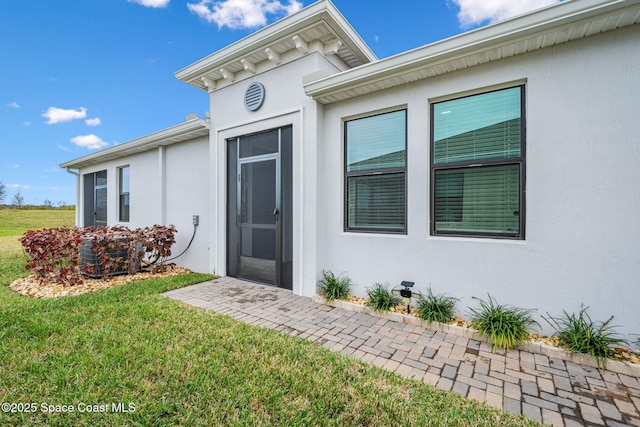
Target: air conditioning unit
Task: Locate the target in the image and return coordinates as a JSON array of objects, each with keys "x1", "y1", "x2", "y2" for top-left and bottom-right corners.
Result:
[{"x1": 80, "y1": 234, "x2": 141, "y2": 278}]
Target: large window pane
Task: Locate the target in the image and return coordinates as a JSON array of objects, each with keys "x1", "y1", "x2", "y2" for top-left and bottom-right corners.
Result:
[
  {"x1": 119, "y1": 166, "x2": 130, "y2": 222},
  {"x1": 434, "y1": 165, "x2": 520, "y2": 235},
  {"x1": 347, "y1": 110, "x2": 406, "y2": 172},
  {"x1": 345, "y1": 109, "x2": 407, "y2": 233},
  {"x1": 431, "y1": 86, "x2": 524, "y2": 239},
  {"x1": 434, "y1": 87, "x2": 521, "y2": 164},
  {"x1": 347, "y1": 173, "x2": 405, "y2": 232}
]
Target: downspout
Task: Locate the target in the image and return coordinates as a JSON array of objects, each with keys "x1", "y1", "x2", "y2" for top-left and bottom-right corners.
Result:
[
  {"x1": 159, "y1": 146, "x2": 167, "y2": 225},
  {"x1": 64, "y1": 167, "x2": 81, "y2": 226}
]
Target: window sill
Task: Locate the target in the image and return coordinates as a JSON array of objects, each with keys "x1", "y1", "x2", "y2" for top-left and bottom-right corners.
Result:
[
  {"x1": 428, "y1": 235, "x2": 526, "y2": 245},
  {"x1": 341, "y1": 231, "x2": 408, "y2": 239}
]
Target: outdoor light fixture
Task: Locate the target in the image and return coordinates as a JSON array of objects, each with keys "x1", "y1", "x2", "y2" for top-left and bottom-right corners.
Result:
[{"x1": 392, "y1": 281, "x2": 422, "y2": 314}]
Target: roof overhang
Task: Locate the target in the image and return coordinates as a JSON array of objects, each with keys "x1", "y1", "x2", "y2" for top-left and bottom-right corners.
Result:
[
  {"x1": 59, "y1": 117, "x2": 209, "y2": 170},
  {"x1": 174, "y1": 0, "x2": 377, "y2": 92},
  {"x1": 304, "y1": 0, "x2": 640, "y2": 104}
]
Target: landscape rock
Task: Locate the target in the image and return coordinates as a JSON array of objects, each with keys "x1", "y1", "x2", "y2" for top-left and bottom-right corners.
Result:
[{"x1": 9, "y1": 267, "x2": 191, "y2": 299}]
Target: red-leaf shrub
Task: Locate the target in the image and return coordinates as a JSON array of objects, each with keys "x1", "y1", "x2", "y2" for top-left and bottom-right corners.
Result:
[
  {"x1": 19, "y1": 226, "x2": 83, "y2": 286},
  {"x1": 20, "y1": 224, "x2": 178, "y2": 286},
  {"x1": 138, "y1": 224, "x2": 177, "y2": 273}
]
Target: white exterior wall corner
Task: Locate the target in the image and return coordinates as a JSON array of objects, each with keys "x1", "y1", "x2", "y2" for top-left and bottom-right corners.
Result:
[
  {"x1": 164, "y1": 136, "x2": 210, "y2": 273},
  {"x1": 316, "y1": 24, "x2": 640, "y2": 339},
  {"x1": 208, "y1": 53, "x2": 335, "y2": 296}
]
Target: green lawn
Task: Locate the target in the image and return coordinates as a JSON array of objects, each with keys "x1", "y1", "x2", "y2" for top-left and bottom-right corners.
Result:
[
  {"x1": 0, "y1": 210, "x2": 542, "y2": 426},
  {"x1": 0, "y1": 208, "x2": 75, "y2": 237},
  {"x1": 0, "y1": 208, "x2": 76, "y2": 262}
]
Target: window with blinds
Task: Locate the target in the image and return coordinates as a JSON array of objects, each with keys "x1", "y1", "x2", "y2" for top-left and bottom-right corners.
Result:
[
  {"x1": 431, "y1": 86, "x2": 525, "y2": 238},
  {"x1": 118, "y1": 166, "x2": 130, "y2": 222},
  {"x1": 345, "y1": 110, "x2": 407, "y2": 233}
]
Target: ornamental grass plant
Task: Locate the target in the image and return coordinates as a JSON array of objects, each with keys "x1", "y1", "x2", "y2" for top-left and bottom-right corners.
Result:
[
  {"x1": 317, "y1": 270, "x2": 352, "y2": 302},
  {"x1": 469, "y1": 294, "x2": 538, "y2": 351},
  {"x1": 416, "y1": 287, "x2": 459, "y2": 327},
  {"x1": 365, "y1": 282, "x2": 402, "y2": 312},
  {"x1": 543, "y1": 305, "x2": 628, "y2": 369}
]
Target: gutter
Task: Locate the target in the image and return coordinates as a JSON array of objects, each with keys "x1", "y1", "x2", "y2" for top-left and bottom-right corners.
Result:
[
  {"x1": 303, "y1": 0, "x2": 640, "y2": 103},
  {"x1": 64, "y1": 167, "x2": 79, "y2": 177}
]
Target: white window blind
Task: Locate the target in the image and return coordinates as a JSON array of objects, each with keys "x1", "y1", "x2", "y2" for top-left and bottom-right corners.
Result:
[
  {"x1": 432, "y1": 87, "x2": 524, "y2": 238},
  {"x1": 346, "y1": 110, "x2": 406, "y2": 233}
]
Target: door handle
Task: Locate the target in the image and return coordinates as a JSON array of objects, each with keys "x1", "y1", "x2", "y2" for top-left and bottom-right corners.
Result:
[{"x1": 274, "y1": 208, "x2": 279, "y2": 218}]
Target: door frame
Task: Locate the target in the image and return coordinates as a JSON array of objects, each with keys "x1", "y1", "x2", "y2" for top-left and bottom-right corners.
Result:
[{"x1": 226, "y1": 125, "x2": 292, "y2": 289}]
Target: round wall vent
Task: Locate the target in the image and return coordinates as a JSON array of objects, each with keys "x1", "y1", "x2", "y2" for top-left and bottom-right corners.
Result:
[{"x1": 245, "y1": 82, "x2": 265, "y2": 111}]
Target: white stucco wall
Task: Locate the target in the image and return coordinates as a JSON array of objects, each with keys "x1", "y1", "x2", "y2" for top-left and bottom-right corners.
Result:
[
  {"x1": 315, "y1": 25, "x2": 640, "y2": 338},
  {"x1": 79, "y1": 150, "x2": 160, "y2": 229},
  {"x1": 164, "y1": 136, "x2": 210, "y2": 273}
]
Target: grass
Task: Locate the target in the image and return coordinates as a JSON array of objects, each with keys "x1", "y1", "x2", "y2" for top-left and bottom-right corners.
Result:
[
  {"x1": 416, "y1": 287, "x2": 459, "y2": 326},
  {"x1": 469, "y1": 294, "x2": 539, "y2": 351},
  {"x1": 317, "y1": 270, "x2": 352, "y2": 302},
  {"x1": 365, "y1": 282, "x2": 402, "y2": 313},
  {"x1": 544, "y1": 305, "x2": 628, "y2": 369},
  {"x1": 0, "y1": 208, "x2": 75, "y2": 237},
  {"x1": 0, "y1": 272, "x2": 541, "y2": 426},
  {"x1": 0, "y1": 210, "x2": 541, "y2": 426}
]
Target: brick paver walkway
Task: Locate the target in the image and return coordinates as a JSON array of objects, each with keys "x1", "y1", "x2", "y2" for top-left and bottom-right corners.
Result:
[{"x1": 163, "y1": 277, "x2": 640, "y2": 427}]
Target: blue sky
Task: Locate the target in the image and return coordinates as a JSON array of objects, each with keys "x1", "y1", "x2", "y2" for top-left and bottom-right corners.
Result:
[{"x1": 0, "y1": 0, "x2": 560, "y2": 206}]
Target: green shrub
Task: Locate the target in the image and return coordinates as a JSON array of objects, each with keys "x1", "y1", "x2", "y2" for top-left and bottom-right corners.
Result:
[
  {"x1": 365, "y1": 282, "x2": 401, "y2": 312},
  {"x1": 543, "y1": 305, "x2": 628, "y2": 369},
  {"x1": 469, "y1": 294, "x2": 538, "y2": 351},
  {"x1": 416, "y1": 287, "x2": 458, "y2": 326},
  {"x1": 317, "y1": 270, "x2": 352, "y2": 302}
]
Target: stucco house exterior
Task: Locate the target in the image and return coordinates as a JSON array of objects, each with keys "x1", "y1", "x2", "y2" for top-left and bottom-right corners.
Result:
[{"x1": 61, "y1": 0, "x2": 640, "y2": 338}]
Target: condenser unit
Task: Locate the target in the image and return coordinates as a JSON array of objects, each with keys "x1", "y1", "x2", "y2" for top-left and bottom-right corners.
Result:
[{"x1": 80, "y1": 234, "x2": 141, "y2": 278}]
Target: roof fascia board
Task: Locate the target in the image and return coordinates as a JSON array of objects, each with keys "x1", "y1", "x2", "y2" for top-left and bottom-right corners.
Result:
[
  {"x1": 59, "y1": 118, "x2": 209, "y2": 169},
  {"x1": 174, "y1": 0, "x2": 376, "y2": 84},
  {"x1": 304, "y1": 0, "x2": 639, "y2": 102}
]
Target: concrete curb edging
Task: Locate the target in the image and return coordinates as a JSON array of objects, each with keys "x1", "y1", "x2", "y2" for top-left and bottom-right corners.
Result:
[{"x1": 312, "y1": 294, "x2": 640, "y2": 377}]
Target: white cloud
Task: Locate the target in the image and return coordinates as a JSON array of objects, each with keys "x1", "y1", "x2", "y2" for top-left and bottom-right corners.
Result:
[
  {"x1": 451, "y1": 0, "x2": 562, "y2": 27},
  {"x1": 13, "y1": 164, "x2": 20, "y2": 169},
  {"x1": 70, "y1": 134, "x2": 108, "y2": 150},
  {"x1": 57, "y1": 144, "x2": 74, "y2": 153},
  {"x1": 7, "y1": 101, "x2": 20, "y2": 109},
  {"x1": 42, "y1": 106, "x2": 87, "y2": 124},
  {"x1": 44, "y1": 166, "x2": 61, "y2": 173},
  {"x1": 187, "y1": 0, "x2": 303, "y2": 29},
  {"x1": 23, "y1": 121, "x2": 31, "y2": 126},
  {"x1": 49, "y1": 186, "x2": 60, "y2": 191},
  {"x1": 7, "y1": 184, "x2": 30, "y2": 190},
  {"x1": 85, "y1": 117, "x2": 102, "y2": 126},
  {"x1": 128, "y1": 0, "x2": 170, "y2": 7}
]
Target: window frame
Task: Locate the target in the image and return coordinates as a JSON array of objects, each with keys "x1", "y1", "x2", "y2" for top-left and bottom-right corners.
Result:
[
  {"x1": 118, "y1": 165, "x2": 130, "y2": 223},
  {"x1": 430, "y1": 85, "x2": 526, "y2": 239},
  {"x1": 344, "y1": 108, "x2": 408, "y2": 234}
]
